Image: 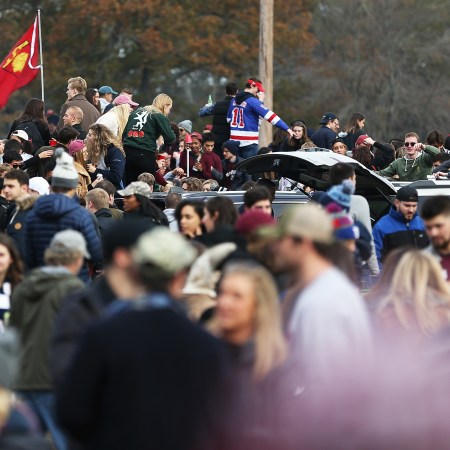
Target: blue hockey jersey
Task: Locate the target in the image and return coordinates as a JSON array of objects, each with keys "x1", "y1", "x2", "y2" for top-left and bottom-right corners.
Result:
[{"x1": 227, "y1": 92, "x2": 289, "y2": 147}]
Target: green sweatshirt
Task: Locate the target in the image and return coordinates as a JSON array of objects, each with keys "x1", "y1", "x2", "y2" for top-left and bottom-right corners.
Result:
[
  {"x1": 375, "y1": 145, "x2": 439, "y2": 181},
  {"x1": 122, "y1": 106, "x2": 176, "y2": 153}
]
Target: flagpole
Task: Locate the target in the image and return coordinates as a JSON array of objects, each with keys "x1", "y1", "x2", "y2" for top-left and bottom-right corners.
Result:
[{"x1": 37, "y1": 9, "x2": 44, "y2": 102}]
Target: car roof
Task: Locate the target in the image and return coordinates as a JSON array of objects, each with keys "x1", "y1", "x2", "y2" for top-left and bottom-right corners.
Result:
[
  {"x1": 392, "y1": 178, "x2": 450, "y2": 197},
  {"x1": 236, "y1": 150, "x2": 396, "y2": 198}
]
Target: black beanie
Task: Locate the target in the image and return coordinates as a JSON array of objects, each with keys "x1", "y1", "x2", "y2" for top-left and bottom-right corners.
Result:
[{"x1": 222, "y1": 140, "x2": 240, "y2": 156}]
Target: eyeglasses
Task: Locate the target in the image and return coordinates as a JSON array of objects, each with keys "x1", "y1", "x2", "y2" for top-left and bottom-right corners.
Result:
[
  {"x1": 11, "y1": 163, "x2": 23, "y2": 169},
  {"x1": 404, "y1": 142, "x2": 417, "y2": 147}
]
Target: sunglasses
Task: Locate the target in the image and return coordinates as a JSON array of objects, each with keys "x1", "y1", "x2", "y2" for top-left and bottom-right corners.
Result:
[
  {"x1": 404, "y1": 142, "x2": 417, "y2": 147},
  {"x1": 12, "y1": 163, "x2": 23, "y2": 169}
]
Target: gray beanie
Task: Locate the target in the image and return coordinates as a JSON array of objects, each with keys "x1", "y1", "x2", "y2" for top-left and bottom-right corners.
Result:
[
  {"x1": 51, "y1": 147, "x2": 79, "y2": 189},
  {"x1": 178, "y1": 120, "x2": 192, "y2": 134}
]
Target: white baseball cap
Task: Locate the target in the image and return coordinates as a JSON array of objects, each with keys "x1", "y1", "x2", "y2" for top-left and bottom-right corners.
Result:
[
  {"x1": 11, "y1": 130, "x2": 29, "y2": 141},
  {"x1": 29, "y1": 177, "x2": 50, "y2": 196}
]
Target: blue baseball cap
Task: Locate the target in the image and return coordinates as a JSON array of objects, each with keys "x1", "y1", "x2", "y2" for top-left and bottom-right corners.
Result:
[
  {"x1": 98, "y1": 85, "x2": 118, "y2": 95},
  {"x1": 319, "y1": 112, "x2": 337, "y2": 125}
]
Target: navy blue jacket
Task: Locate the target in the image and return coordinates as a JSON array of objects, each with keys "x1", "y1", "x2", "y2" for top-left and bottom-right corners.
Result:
[
  {"x1": 311, "y1": 126, "x2": 337, "y2": 149},
  {"x1": 24, "y1": 194, "x2": 103, "y2": 275},
  {"x1": 372, "y1": 207, "x2": 429, "y2": 264},
  {"x1": 91, "y1": 145, "x2": 125, "y2": 189}
]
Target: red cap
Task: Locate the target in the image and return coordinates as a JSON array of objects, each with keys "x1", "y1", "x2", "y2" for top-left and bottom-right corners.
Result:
[
  {"x1": 356, "y1": 135, "x2": 369, "y2": 146},
  {"x1": 235, "y1": 210, "x2": 276, "y2": 236},
  {"x1": 247, "y1": 79, "x2": 265, "y2": 92},
  {"x1": 191, "y1": 132, "x2": 203, "y2": 142}
]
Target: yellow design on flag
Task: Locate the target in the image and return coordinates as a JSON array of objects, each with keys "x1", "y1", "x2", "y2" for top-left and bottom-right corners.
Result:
[
  {"x1": 2, "y1": 41, "x2": 30, "y2": 73},
  {"x1": 0, "y1": 17, "x2": 40, "y2": 108}
]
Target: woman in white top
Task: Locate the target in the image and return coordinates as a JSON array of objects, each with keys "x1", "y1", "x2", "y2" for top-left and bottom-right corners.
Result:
[{"x1": 95, "y1": 94, "x2": 138, "y2": 139}]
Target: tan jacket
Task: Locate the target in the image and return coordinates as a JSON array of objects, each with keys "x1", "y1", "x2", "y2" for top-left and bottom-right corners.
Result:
[
  {"x1": 58, "y1": 94, "x2": 100, "y2": 133},
  {"x1": 74, "y1": 162, "x2": 90, "y2": 201}
]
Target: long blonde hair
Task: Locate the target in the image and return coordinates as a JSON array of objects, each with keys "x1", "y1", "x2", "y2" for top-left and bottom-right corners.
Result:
[
  {"x1": 113, "y1": 104, "x2": 132, "y2": 138},
  {"x1": 144, "y1": 93, "x2": 172, "y2": 116},
  {"x1": 377, "y1": 250, "x2": 450, "y2": 335},
  {"x1": 86, "y1": 123, "x2": 124, "y2": 165},
  {"x1": 216, "y1": 262, "x2": 287, "y2": 381}
]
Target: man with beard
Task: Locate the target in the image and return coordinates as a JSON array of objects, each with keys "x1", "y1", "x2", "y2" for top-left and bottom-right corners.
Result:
[
  {"x1": 422, "y1": 196, "x2": 450, "y2": 280},
  {"x1": 275, "y1": 203, "x2": 372, "y2": 384},
  {"x1": 372, "y1": 186, "x2": 428, "y2": 264}
]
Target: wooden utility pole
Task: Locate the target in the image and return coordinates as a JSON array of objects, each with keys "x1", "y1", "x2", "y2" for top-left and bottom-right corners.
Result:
[{"x1": 259, "y1": 0, "x2": 274, "y2": 147}]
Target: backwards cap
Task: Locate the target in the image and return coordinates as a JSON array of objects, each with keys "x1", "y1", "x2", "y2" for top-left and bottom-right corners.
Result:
[{"x1": 247, "y1": 79, "x2": 264, "y2": 92}]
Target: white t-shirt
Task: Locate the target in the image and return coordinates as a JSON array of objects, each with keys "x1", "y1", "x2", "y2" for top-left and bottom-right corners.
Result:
[
  {"x1": 96, "y1": 112, "x2": 119, "y2": 137},
  {"x1": 288, "y1": 267, "x2": 372, "y2": 382}
]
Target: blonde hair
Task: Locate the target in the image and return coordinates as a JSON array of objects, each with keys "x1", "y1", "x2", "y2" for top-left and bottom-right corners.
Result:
[
  {"x1": 377, "y1": 250, "x2": 450, "y2": 335},
  {"x1": 137, "y1": 172, "x2": 155, "y2": 187},
  {"x1": 85, "y1": 188, "x2": 110, "y2": 210},
  {"x1": 0, "y1": 164, "x2": 12, "y2": 176},
  {"x1": 405, "y1": 131, "x2": 420, "y2": 141},
  {"x1": 216, "y1": 262, "x2": 287, "y2": 380},
  {"x1": 160, "y1": 181, "x2": 173, "y2": 192},
  {"x1": 86, "y1": 123, "x2": 124, "y2": 165},
  {"x1": 44, "y1": 247, "x2": 83, "y2": 266},
  {"x1": 300, "y1": 141, "x2": 316, "y2": 149},
  {"x1": 67, "y1": 76, "x2": 87, "y2": 94},
  {"x1": 112, "y1": 104, "x2": 132, "y2": 138},
  {"x1": 72, "y1": 148, "x2": 86, "y2": 166},
  {"x1": 144, "y1": 93, "x2": 173, "y2": 116}
]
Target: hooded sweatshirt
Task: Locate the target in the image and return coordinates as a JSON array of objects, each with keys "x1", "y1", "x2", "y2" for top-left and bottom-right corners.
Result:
[
  {"x1": 375, "y1": 145, "x2": 439, "y2": 181},
  {"x1": 10, "y1": 267, "x2": 84, "y2": 390}
]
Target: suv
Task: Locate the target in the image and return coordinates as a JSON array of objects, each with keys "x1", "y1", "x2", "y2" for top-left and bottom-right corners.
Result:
[
  {"x1": 148, "y1": 190, "x2": 309, "y2": 219},
  {"x1": 392, "y1": 177, "x2": 450, "y2": 212},
  {"x1": 143, "y1": 150, "x2": 398, "y2": 222},
  {"x1": 237, "y1": 150, "x2": 397, "y2": 222}
]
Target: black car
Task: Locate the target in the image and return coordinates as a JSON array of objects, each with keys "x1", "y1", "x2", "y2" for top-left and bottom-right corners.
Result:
[
  {"x1": 138, "y1": 151, "x2": 397, "y2": 222},
  {"x1": 237, "y1": 151, "x2": 397, "y2": 222},
  {"x1": 147, "y1": 190, "x2": 310, "y2": 219}
]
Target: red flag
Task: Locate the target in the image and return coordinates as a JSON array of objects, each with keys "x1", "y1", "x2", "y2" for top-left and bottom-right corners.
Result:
[{"x1": 0, "y1": 16, "x2": 40, "y2": 108}]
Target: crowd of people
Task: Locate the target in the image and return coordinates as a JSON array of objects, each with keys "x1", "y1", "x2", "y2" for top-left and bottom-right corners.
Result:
[{"x1": 1, "y1": 75, "x2": 450, "y2": 449}]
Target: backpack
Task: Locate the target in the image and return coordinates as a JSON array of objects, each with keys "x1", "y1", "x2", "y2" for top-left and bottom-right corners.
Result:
[{"x1": 14, "y1": 120, "x2": 45, "y2": 153}]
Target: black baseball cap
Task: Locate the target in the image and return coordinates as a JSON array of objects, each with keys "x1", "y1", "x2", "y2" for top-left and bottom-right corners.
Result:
[
  {"x1": 396, "y1": 186, "x2": 418, "y2": 202},
  {"x1": 319, "y1": 112, "x2": 337, "y2": 125}
]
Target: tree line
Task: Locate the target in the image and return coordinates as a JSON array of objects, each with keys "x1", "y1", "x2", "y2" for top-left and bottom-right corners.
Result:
[{"x1": 1, "y1": 0, "x2": 449, "y2": 141}]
